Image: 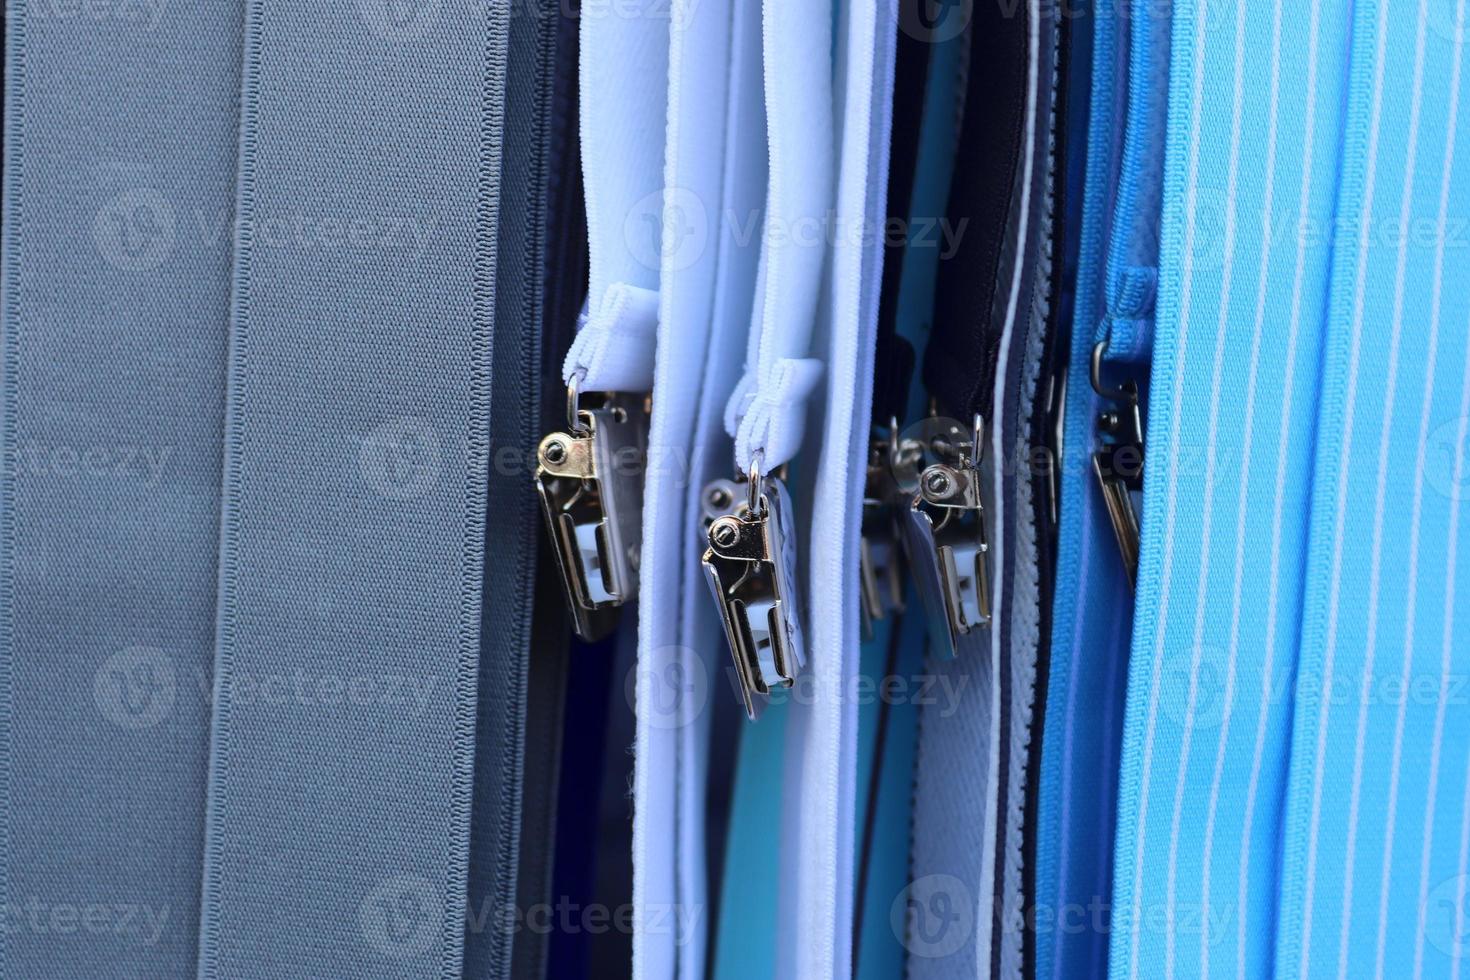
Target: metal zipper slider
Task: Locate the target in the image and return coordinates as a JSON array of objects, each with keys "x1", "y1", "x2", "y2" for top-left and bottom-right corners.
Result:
[
  {"x1": 535, "y1": 369, "x2": 649, "y2": 641},
  {"x1": 901, "y1": 413, "x2": 992, "y2": 659},
  {"x1": 1089, "y1": 340, "x2": 1144, "y2": 586},
  {"x1": 701, "y1": 455, "x2": 805, "y2": 720},
  {"x1": 859, "y1": 417, "x2": 908, "y2": 638}
]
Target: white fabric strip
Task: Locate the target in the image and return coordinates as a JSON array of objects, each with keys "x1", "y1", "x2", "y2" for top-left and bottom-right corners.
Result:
[
  {"x1": 724, "y1": 0, "x2": 836, "y2": 472},
  {"x1": 571, "y1": 0, "x2": 670, "y2": 391},
  {"x1": 631, "y1": 0, "x2": 768, "y2": 976},
  {"x1": 779, "y1": 1, "x2": 894, "y2": 978}
]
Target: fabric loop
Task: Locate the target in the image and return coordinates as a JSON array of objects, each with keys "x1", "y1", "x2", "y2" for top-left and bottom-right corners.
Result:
[
  {"x1": 731, "y1": 356, "x2": 823, "y2": 472},
  {"x1": 1096, "y1": 265, "x2": 1159, "y2": 361},
  {"x1": 564, "y1": 281, "x2": 660, "y2": 391}
]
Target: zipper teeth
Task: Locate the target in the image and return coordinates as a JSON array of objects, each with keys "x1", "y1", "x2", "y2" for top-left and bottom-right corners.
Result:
[{"x1": 486, "y1": 4, "x2": 557, "y2": 976}]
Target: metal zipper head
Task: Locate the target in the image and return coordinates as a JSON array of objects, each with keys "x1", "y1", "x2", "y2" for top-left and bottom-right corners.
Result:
[
  {"x1": 535, "y1": 371, "x2": 648, "y2": 641},
  {"x1": 701, "y1": 460, "x2": 805, "y2": 721},
  {"x1": 901, "y1": 413, "x2": 993, "y2": 659},
  {"x1": 859, "y1": 418, "x2": 912, "y2": 638},
  {"x1": 1088, "y1": 341, "x2": 1144, "y2": 586}
]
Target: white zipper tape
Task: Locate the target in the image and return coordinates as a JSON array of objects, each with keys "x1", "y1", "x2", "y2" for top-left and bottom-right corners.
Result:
[
  {"x1": 572, "y1": 0, "x2": 669, "y2": 389},
  {"x1": 724, "y1": 0, "x2": 835, "y2": 474}
]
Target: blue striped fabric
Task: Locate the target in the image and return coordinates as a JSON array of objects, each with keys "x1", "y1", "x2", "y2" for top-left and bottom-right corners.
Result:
[
  {"x1": 1, "y1": 2, "x2": 240, "y2": 976},
  {"x1": 1278, "y1": 2, "x2": 1470, "y2": 977},
  {"x1": 1110, "y1": 0, "x2": 1354, "y2": 978},
  {"x1": 197, "y1": 3, "x2": 505, "y2": 977}
]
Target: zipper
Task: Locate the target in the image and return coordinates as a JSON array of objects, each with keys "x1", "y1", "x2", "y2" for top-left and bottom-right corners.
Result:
[
  {"x1": 702, "y1": 0, "x2": 834, "y2": 721},
  {"x1": 535, "y1": 6, "x2": 667, "y2": 642},
  {"x1": 535, "y1": 376, "x2": 648, "y2": 639},
  {"x1": 1084, "y1": 0, "x2": 1171, "y2": 588},
  {"x1": 903, "y1": 0, "x2": 1035, "y2": 660},
  {"x1": 899, "y1": 410, "x2": 995, "y2": 658},
  {"x1": 700, "y1": 456, "x2": 806, "y2": 721},
  {"x1": 1089, "y1": 339, "x2": 1146, "y2": 584}
]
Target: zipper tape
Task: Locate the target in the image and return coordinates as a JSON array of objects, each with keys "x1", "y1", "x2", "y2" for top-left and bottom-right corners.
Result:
[
  {"x1": 1033, "y1": 1, "x2": 1138, "y2": 977},
  {"x1": 784, "y1": 0, "x2": 897, "y2": 974},
  {"x1": 197, "y1": 3, "x2": 504, "y2": 976},
  {"x1": 571, "y1": 0, "x2": 669, "y2": 390},
  {"x1": 469, "y1": 1, "x2": 569, "y2": 978},
  {"x1": 0, "y1": 2, "x2": 240, "y2": 976},
  {"x1": 699, "y1": 0, "x2": 835, "y2": 723},
  {"x1": 686, "y1": 0, "x2": 779, "y2": 973},
  {"x1": 723, "y1": 0, "x2": 835, "y2": 474},
  {"x1": 1092, "y1": 0, "x2": 1173, "y2": 370},
  {"x1": 728, "y1": 357, "x2": 825, "y2": 473},
  {"x1": 996, "y1": 5, "x2": 1061, "y2": 971},
  {"x1": 633, "y1": 0, "x2": 760, "y2": 972}
]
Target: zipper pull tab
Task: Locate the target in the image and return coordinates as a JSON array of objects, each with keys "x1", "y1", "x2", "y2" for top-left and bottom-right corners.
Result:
[
  {"x1": 701, "y1": 455, "x2": 806, "y2": 720},
  {"x1": 860, "y1": 418, "x2": 908, "y2": 638},
  {"x1": 901, "y1": 413, "x2": 992, "y2": 659},
  {"x1": 535, "y1": 370, "x2": 649, "y2": 641},
  {"x1": 1089, "y1": 340, "x2": 1145, "y2": 586}
]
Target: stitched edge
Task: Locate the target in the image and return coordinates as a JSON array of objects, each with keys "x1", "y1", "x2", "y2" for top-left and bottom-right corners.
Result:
[{"x1": 194, "y1": 0, "x2": 263, "y2": 972}]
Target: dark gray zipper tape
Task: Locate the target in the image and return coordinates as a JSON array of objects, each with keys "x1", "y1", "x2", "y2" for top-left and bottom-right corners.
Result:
[
  {"x1": 197, "y1": 3, "x2": 507, "y2": 977},
  {"x1": 466, "y1": 0, "x2": 572, "y2": 976}
]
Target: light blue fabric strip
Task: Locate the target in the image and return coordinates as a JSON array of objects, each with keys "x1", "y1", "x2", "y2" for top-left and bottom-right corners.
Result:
[
  {"x1": 1034, "y1": 2, "x2": 1135, "y2": 977},
  {"x1": 1278, "y1": 2, "x2": 1470, "y2": 977},
  {"x1": 1, "y1": 2, "x2": 240, "y2": 975},
  {"x1": 197, "y1": 3, "x2": 503, "y2": 977},
  {"x1": 1110, "y1": 0, "x2": 1352, "y2": 978}
]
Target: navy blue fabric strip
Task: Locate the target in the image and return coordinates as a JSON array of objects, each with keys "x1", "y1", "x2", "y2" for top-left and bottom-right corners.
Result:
[
  {"x1": 1, "y1": 1, "x2": 241, "y2": 975},
  {"x1": 197, "y1": 3, "x2": 505, "y2": 977}
]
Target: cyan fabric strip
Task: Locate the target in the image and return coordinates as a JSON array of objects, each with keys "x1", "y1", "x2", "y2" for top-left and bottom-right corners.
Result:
[
  {"x1": 197, "y1": 3, "x2": 506, "y2": 976},
  {"x1": 1110, "y1": 0, "x2": 1352, "y2": 977},
  {"x1": 1034, "y1": 2, "x2": 1135, "y2": 977},
  {"x1": 1, "y1": 1, "x2": 241, "y2": 975},
  {"x1": 713, "y1": 697, "x2": 790, "y2": 980},
  {"x1": 1278, "y1": 2, "x2": 1470, "y2": 977}
]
